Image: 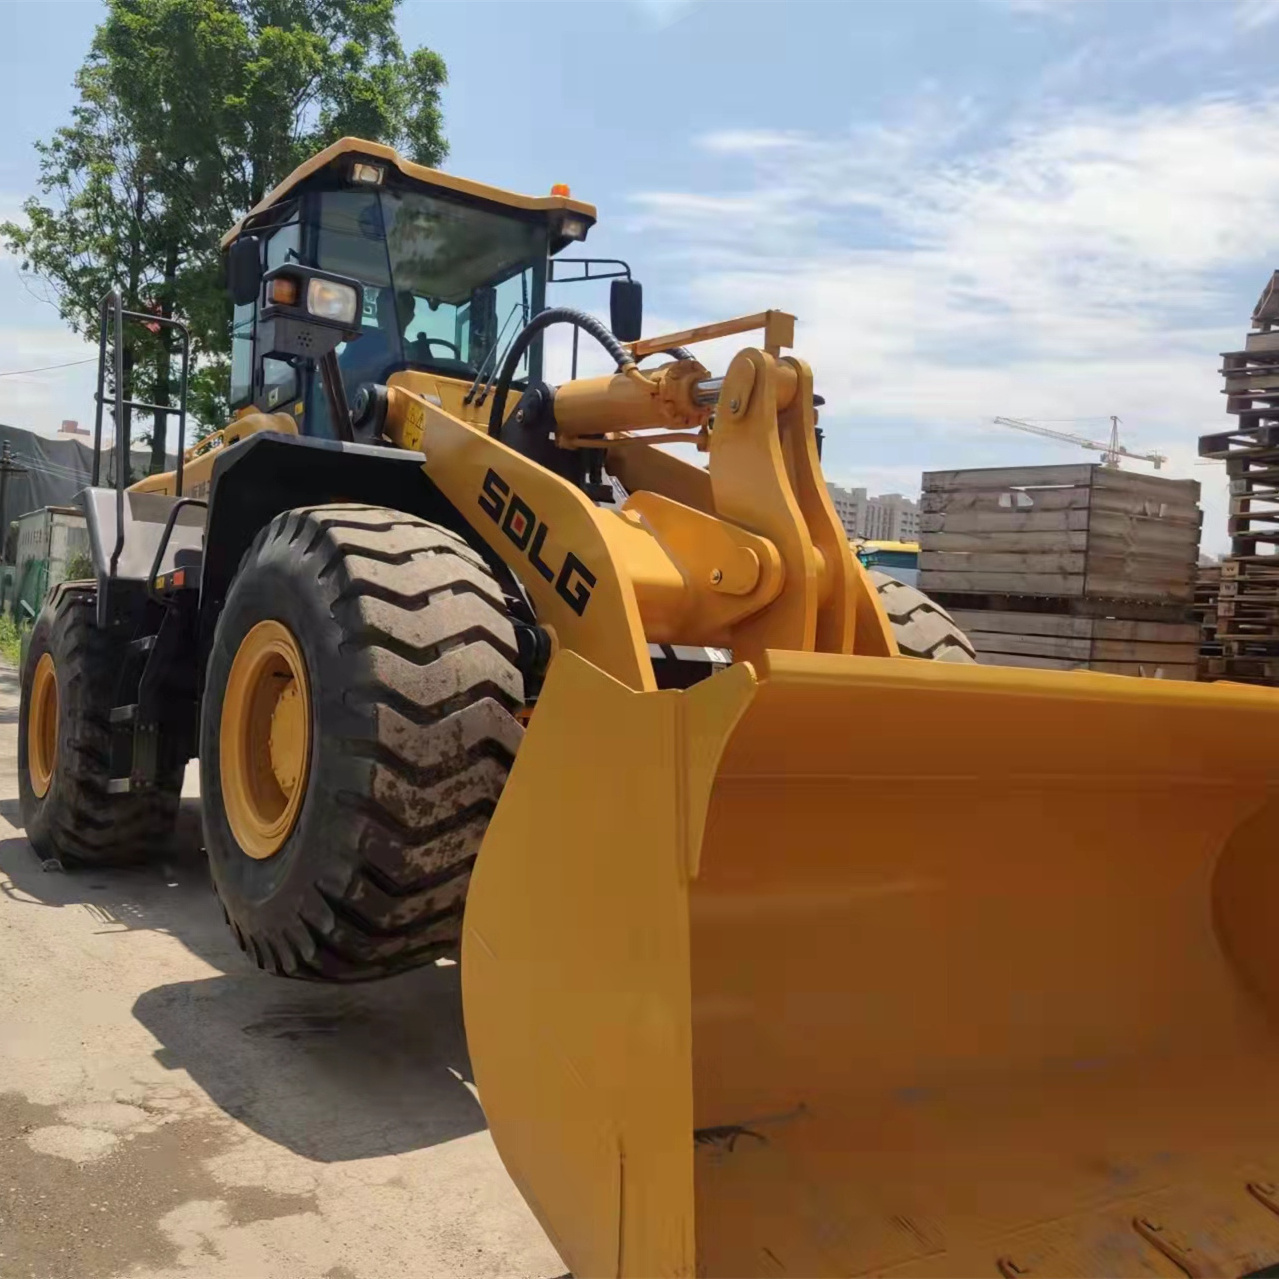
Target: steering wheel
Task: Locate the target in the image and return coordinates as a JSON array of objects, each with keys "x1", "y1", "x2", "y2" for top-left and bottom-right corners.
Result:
[{"x1": 411, "y1": 336, "x2": 460, "y2": 359}]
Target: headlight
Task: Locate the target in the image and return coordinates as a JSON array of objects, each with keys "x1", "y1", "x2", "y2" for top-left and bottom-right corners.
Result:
[
  {"x1": 351, "y1": 161, "x2": 385, "y2": 185},
  {"x1": 307, "y1": 278, "x2": 359, "y2": 326},
  {"x1": 560, "y1": 217, "x2": 588, "y2": 241}
]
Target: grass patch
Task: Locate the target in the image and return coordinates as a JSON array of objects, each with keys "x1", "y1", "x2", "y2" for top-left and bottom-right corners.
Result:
[{"x1": 0, "y1": 612, "x2": 24, "y2": 668}]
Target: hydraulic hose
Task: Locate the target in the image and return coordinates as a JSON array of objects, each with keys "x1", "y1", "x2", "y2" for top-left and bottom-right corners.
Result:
[
  {"x1": 641, "y1": 346, "x2": 695, "y2": 363},
  {"x1": 488, "y1": 307, "x2": 636, "y2": 437}
]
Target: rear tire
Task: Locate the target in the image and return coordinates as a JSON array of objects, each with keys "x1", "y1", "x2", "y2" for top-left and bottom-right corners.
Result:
[
  {"x1": 201, "y1": 505, "x2": 524, "y2": 982},
  {"x1": 18, "y1": 586, "x2": 182, "y2": 864},
  {"x1": 871, "y1": 570, "x2": 977, "y2": 663}
]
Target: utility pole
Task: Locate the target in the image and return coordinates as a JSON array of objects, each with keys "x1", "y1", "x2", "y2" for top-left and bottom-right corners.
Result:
[{"x1": 0, "y1": 440, "x2": 29, "y2": 564}]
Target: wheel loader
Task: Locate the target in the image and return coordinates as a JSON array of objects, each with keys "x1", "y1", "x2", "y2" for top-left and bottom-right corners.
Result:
[{"x1": 17, "y1": 137, "x2": 1279, "y2": 1278}]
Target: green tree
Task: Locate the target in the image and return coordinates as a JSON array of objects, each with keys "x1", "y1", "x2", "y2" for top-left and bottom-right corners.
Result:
[{"x1": 2, "y1": 0, "x2": 447, "y2": 466}]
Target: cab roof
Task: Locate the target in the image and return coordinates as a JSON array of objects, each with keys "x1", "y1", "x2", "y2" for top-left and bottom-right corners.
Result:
[{"x1": 220, "y1": 137, "x2": 598, "y2": 252}]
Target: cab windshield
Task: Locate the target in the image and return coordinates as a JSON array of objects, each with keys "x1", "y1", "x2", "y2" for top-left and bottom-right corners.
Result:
[{"x1": 315, "y1": 187, "x2": 547, "y2": 394}]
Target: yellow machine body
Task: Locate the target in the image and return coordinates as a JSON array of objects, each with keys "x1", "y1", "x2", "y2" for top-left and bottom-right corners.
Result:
[{"x1": 130, "y1": 144, "x2": 1279, "y2": 1276}]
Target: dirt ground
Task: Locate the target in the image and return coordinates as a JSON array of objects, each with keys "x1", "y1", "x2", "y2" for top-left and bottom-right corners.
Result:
[{"x1": 0, "y1": 664, "x2": 566, "y2": 1279}]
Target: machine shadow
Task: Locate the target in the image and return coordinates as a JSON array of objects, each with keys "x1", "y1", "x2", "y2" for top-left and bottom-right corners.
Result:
[
  {"x1": 0, "y1": 797, "x2": 235, "y2": 972},
  {"x1": 0, "y1": 793, "x2": 486, "y2": 1161},
  {"x1": 132, "y1": 958, "x2": 484, "y2": 1161}
]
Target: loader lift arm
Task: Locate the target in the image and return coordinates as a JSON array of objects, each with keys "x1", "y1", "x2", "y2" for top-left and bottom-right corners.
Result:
[{"x1": 370, "y1": 308, "x2": 896, "y2": 691}]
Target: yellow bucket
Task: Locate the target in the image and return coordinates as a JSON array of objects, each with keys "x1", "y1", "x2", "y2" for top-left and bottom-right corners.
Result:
[{"x1": 463, "y1": 650, "x2": 1279, "y2": 1278}]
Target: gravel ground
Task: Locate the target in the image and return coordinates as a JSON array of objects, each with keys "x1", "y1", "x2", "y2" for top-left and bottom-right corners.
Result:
[{"x1": 0, "y1": 663, "x2": 565, "y2": 1279}]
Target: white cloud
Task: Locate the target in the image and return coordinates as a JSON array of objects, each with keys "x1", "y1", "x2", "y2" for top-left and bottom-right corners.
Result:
[
  {"x1": 624, "y1": 96, "x2": 1279, "y2": 553},
  {"x1": 699, "y1": 129, "x2": 811, "y2": 154},
  {"x1": 991, "y1": 0, "x2": 1277, "y2": 29},
  {"x1": 987, "y1": 0, "x2": 1084, "y2": 11},
  {"x1": 1233, "y1": 0, "x2": 1279, "y2": 28},
  {"x1": 0, "y1": 234, "x2": 104, "y2": 433},
  {"x1": 627, "y1": 0, "x2": 697, "y2": 29},
  {"x1": 0, "y1": 314, "x2": 100, "y2": 434}
]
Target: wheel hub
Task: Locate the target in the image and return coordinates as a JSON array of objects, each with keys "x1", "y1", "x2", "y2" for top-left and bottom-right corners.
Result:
[
  {"x1": 220, "y1": 620, "x2": 311, "y2": 860},
  {"x1": 28, "y1": 651, "x2": 58, "y2": 799},
  {"x1": 268, "y1": 680, "x2": 305, "y2": 794}
]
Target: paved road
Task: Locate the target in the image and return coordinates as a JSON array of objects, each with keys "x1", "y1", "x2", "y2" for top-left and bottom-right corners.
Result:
[{"x1": 0, "y1": 665, "x2": 565, "y2": 1279}]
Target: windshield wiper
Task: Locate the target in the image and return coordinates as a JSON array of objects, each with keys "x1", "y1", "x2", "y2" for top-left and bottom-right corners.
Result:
[{"x1": 465, "y1": 300, "x2": 529, "y2": 407}]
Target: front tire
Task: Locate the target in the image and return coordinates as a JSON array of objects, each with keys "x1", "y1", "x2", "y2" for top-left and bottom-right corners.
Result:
[
  {"x1": 18, "y1": 587, "x2": 182, "y2": 864},
  {"x1": 201, "y1": 505, "x2": 524, "y2": 981},
  {"x1": 871, "y1": 570, "x2": 977, "y2": 663}
]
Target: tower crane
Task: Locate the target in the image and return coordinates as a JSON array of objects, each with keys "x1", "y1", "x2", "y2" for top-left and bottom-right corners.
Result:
[{"x1": 992, "y1": 415, "x2": 1166, "y2": 469}]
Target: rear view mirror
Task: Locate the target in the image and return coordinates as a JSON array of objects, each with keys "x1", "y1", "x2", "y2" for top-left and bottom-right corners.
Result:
[
  {"x1": 610, "y1": 278, "x2": 643, "y2": 342},
  {"x1": 227, "y1": 236, "x2": 263, "y2": 307}
]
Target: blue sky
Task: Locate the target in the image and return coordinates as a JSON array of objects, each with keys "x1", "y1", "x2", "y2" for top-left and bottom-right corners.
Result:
[{"x1": 5, "y1": 0, "x2": 1279, "y2": 551}]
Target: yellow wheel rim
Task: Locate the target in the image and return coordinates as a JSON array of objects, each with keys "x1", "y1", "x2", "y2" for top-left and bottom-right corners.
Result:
[
  {"x1": 220, "y1": 619, "x2": 312, "y2": 860},
  {"x1": 28, "y1": 652, "x2": 58, "y2": 799}
]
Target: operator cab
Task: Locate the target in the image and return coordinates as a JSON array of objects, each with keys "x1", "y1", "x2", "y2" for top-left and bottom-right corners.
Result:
[{"x1": 222, "y1": 138, "x2": 598, "y2": 436}]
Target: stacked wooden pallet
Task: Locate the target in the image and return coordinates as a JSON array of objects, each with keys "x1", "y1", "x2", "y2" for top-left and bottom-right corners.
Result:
[
  {"x1": 919, "y1": 464, "x2": 1202, "y2": 680},
  {"x1": 1195, "y1": 562, "x2": 1222, "y2": 680},
  {"x1": 1196, "y1": 270, "x2": 1279, "y2": 683},
  {"x1": 1197, "y1": 559, "x2": 1279, "y2": 683}
]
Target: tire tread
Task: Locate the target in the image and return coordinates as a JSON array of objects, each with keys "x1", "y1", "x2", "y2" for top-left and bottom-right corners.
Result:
[
  {"x1": 870, "y1": 570, "x2": 977, "y2": 663},
  {"x1": 205, "y1": 504, "x2": 523, "y2": 982},
  {"x1": 19, "y1": 589, "x2": 181, "y2": 865}
]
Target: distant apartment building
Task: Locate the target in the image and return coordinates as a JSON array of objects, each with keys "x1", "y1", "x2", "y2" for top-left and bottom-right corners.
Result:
[
  {"x1": 826, "y1": 482, "x2": 920, "y2": 542},
  {"x1": 825, "y1": 482, "x2": 868, "y2": 538},
  {"x1": 864, "y1": 493, "x2": 921, "y2": 543}
]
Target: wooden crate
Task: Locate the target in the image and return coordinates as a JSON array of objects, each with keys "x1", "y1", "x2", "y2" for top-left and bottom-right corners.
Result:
[
  {"x1": 919, "y1": 464, "x2": 1201, "y2": 603},
  {"x1": 920, "y1": 464, "x2": 1202, "y2": 679},
  {"x1": 947, "y1": 606, "x2": 1200, "y2": 681}
]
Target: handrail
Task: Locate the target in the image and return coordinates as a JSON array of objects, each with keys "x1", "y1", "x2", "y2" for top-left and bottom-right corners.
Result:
[
  {"x1": 92, "y1": 294, "x2": 111, "y2": 487},
  {"x1": 145, "y1": 497, "x2": 208, "y2": 603},
  {"x1": 93, "y1": 291, "x2": 193, "y2": 577},
  {"x1": 110, "y1": 293, "x2": 124, "y2": 577}
]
